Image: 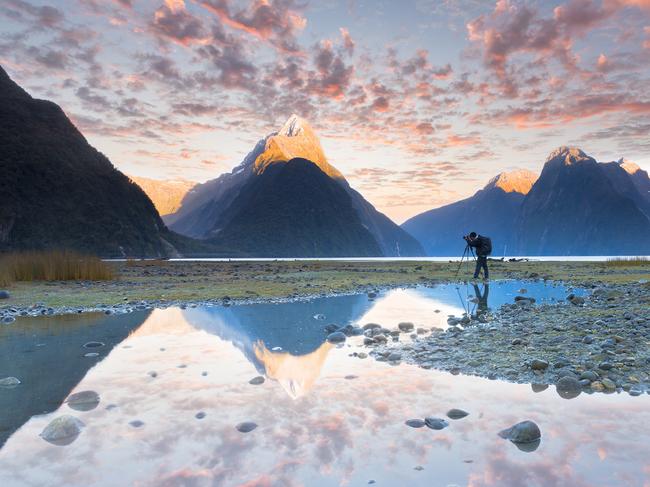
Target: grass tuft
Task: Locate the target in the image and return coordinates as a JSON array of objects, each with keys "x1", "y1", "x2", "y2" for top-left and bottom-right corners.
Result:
[
  {"x1": 0, "y1": 250, "x2": 115, "y2": 286},
  {"x1": 604, "y1": 256, "x2": 649, "y2": 267}
]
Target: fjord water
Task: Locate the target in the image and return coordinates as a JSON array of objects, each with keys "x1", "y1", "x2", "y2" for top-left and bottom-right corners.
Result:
[{"x1": 0, "y1": 283, "x2": 647, "y2": 487}]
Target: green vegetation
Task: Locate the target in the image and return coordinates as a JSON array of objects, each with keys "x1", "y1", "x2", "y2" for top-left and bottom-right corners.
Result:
[
  {"x1": 0, "y1": 250, "x2": 114, "y2": 286},
  {"x1": 1, "y1": 259, "x2": 648, "y2": 310}
]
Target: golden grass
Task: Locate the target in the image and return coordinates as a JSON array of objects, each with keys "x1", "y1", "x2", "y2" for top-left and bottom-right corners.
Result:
[
  {"x1": 605, "y1": 256, "x2": 649, "y2": 267},
  {"x1": 0, "y1": 250, "x2": 114, "y2": 285}
]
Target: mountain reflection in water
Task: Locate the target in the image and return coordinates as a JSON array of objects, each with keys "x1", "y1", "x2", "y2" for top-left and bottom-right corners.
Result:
[{"x1": 0, "y1": 282, "x2": 629, "y2": 487}]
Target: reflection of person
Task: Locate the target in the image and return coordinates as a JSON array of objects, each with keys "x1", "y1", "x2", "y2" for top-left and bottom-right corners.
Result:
[
  {"x1": 473, "y1": 283, "x2": 489, "y2": 317},
  {"x1": 464, "y1": 232, "x2": 491, "y2": 280}
]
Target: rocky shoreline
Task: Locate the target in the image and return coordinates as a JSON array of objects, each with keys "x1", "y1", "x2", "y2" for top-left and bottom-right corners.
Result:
[
  {"x1": 0, "y1": 281, "x2": 417, "y2": 322},
  {"x1": 361, "y1": 281, "x2": 650, "y2": 397}
]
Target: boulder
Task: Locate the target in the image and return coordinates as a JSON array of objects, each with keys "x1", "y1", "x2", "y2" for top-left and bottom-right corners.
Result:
[
  {"x1": 555, "y1": 376, "x2": 582, "y2": 399},
  {"x1": 498, "y1": 420, "x2": 541, "y2": 452}
]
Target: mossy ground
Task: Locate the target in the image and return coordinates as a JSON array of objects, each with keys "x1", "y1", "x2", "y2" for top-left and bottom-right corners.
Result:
[{"x1": 2, "y1": 259, "x2": 649, "y2": 309}]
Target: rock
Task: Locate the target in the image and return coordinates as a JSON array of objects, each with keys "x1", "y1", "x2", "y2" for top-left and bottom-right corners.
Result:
[
  {"x1": 580, "y1": 371, "x2": 599, "y2": 382},
  {"x1": 2, "y1": 316, "x2": 15, "y2": 324},
  {"x1": 313, "y1": 314, "x2": 326, "y2": 320},
  {"x1": 398, "y1": 322, "x2": 414, "y2": 332},
  {"x1": 0, "y1": 290, "x2": 10, "y2": 299},
  {"x1": 424, "y1": 417, "x2": 449, "y2": 430},
  {"x1": 598, "y1": 362, "x2": 613, "y2": 371},
  {"x1": 236, "y1": 421, "x2": 258, "y2": 433},
  {"x1": 601, "y1": 378, "x2": 616, "y2": 391},
  {"x1": 498, "y1": 420, "x2": 541, "y2": 450},
  {"x1": 83, "y1": 352, "x2": 99, "y2": 358},
  {"x1": 405, "y1": 419, "x2": 426, "y2": 428},
  {"x1": 373, "y1": 334, "x2": 388, "y2": 343},
  {"x1": 582, "y1": 335, "x2": 594, "y2": 344},
  {"x1": 363, "y1": 337, "x2": 374, "y2": 346},
  {"x1": 555, "y1": 376, "x2": 582, "y2": 399},
  {"x1": 363, "y1": 323, "x2": 382, "y2": 331},
  {"x1": 324, "y1": 324, "x2": 339, "y2": 333},
  {"x1": 0, "y1": 377, "x2": 21, "y2": 388},
  {"x1": 40, "y1": 415, "x2": 85, "y2": 446},
  {"x1": 531, "y1": 383, "x2": 548, "y2": 393},
  {"x1": 195, "y1": 411, "x2": 206, "y2": 419},
  {"x1": 148, "y1": 371, "x2": 158, "y2": 378},
  {"x1": 66, "y1": 391, "x2": 100, "y2": 411},
  {"x1": 531, "y1": 359, "x2": 549, "y2": 371},
  {"x1": 249, "y1": 376, "x2": 265, "y2": 385},
  {"x1": 387, "y1": 352, "x2": 402, "y2": 361},
  {"x1": 367, "y1": 292, "x2": 377, "y2": 299},
  {"x1": 569, "y1": 296, "x2": 585, "y2": 306},
  {"x1": 447, "y1": 409, "x2": 469, "y2": 420},
  {"x1": 129, "y1": 420, "x2": 145, "y2": 428},
  {"x1": 591, "y1": 381, "x2": 605, "y2": 392},
  {"x1": 326, "y1": 331, "x2": 346, "y2": 344},
  {"x1": 83, "y1": 341, "x2": 105, "y2": 349},
  {"x1": 514, "y1": 296, "x2": 536, "y2": 303},
  {"x1": 357, "y1": 352, "x2": 368, "y2": 359}
]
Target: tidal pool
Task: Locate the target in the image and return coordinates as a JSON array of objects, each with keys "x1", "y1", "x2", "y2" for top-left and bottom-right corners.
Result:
[{"x1": 0, "y1": 282, "x2": 647, "y2": 487}]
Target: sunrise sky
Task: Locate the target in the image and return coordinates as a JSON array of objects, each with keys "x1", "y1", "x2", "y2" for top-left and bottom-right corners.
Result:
[{"x1": 2, "y1": 0, "x2": 650, "y2": 222}]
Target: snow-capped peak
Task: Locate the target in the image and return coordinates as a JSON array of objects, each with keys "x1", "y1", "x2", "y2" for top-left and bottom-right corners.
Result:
[{"x1": 278, "y1": 114, "x2": 306, "y2": 137}]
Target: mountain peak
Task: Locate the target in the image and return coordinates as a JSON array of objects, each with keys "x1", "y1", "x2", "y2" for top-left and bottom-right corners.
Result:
[
  {"x1": 617, "y1": 157, "x2": 642, "y2": 175},
  {"x1": 253, "y1": 115, "x2": 344, "y2": 180},
  {"x1": 278, "y1": 114, "x2": 306, "y2": 137},
  {"x1": 545, "y1": 146, "x2": 590, "y2": 165},
  {"x1": 484, "y1": 169, "x2": 538, "y2": 194}
]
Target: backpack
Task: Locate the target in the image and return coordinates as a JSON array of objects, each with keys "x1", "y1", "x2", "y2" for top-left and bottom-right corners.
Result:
[{"x1": 480, "y1": 236, "x2": 492, "y2": 256}]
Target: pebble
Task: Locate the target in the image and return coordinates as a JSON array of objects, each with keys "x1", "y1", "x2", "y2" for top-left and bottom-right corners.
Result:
[
  {"x1": 83, "y1": 341, "x2": 105, "y2": 349},
  {"x1": 424, "y1": 417, "x2": 449, "y2": 430},
  {"x1": 447, "y1": 409, "x2": 469, "y2": 420},
  {"x1": 66, "y1": 391, "x2": 100, "y2": 411},
  {"x1": 195, "y1": 412, "x2": 206, "y2": 419},
  {"x1": 326, "y1": 331, "x2": 347, "y2": 344},
  {"x1": 129, "y1": 420, "x2": 145, "y2": 428},
  {"x1": 0, "y1": 377, "x2": 21, "y2": 387},
  {"x1": 0, "y1": 290, "x2": 10, "y2": 299},
  {"x1": 555, "y1": 376, "x2": 582, "y2": 399},
  {"x1": 249, "y1": 376, "x2": 265, "y2": 385},
  {"x1": 398, "y1": 322, "x2": 414, "y2": 332},
  {"x1": 236, "y1": 421, "x2": 258, "y2": 433},
  {"x1": 405, "y1": 419, "x2": 426, "y2": 428},
  {"x1": 531, "y1": 359, "x2": 549, "y2": 371}
]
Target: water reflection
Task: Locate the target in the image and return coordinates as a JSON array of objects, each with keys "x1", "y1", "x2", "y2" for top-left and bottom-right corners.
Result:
[
  {"x1": 2, "y1": 282, "x2": 635, "y2": 487},
  {"x1": 253, "y1": 341, "x2": 333, "y2": 399},
  {"x1": 0, "y1": 311, "x2": 150, "y2": 447}
]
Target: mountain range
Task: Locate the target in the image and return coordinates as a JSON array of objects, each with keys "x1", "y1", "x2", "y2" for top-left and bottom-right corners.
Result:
[
  {"x1": 162, "y1": 115, "x2": 424, "y2": 257},
  {"x1": 2, "y1": 63, "x2": 648, "y2": 258},
  {"x1": 404, "y1": 147, "x2": 650, "y2": 256}
]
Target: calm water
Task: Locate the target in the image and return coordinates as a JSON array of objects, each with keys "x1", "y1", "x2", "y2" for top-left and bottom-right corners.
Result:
[{"x1": 0, "y1": 282, "x2": 647, "y2": 487}]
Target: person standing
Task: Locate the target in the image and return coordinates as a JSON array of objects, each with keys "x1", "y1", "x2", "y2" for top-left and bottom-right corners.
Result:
[{"x1": 464, "y1": 232, "x2": 492, "y2": 280}]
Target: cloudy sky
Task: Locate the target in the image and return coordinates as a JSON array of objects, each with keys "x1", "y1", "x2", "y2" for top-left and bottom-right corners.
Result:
[{"x1": 2, "y1": 0, "x2": 650, "y2": 222}]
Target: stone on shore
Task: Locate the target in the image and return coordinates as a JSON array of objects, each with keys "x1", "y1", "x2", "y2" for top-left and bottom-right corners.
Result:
[
  {"x1": 326, "y1": 331, "x2": 346, "y2": 344},
  {"x1": 40, "y1": 415, "x2": 85, "y2": 446},
  {"x1": 66, "y1": 391, "x2": 100, "y2": 411},
  {"x1": 447, "y1": 409, "x2": 469, "y2": 420}
]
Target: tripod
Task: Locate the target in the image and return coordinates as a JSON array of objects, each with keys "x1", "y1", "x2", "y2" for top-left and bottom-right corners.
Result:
[{"x1": 455, "y1": 243, "x2": 476, "y2": 277}]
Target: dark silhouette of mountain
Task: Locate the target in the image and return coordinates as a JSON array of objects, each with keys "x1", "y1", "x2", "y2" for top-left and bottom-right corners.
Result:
[
  {"x1": 0, "y1": 66, "x2": 186, "y2": 257},
  {"x1": 206, "y1": 158, "x2": 382, "y2": 257},
  {"x1": 402, "y1": 170, "x2": 537, "y2": 256},
  {"x1": 621, "y1": 160, "x2": 650, "y2": 205},
  {"x1": 600, "y1": 160, "x2": 650, "y2": 219},
  {"x1": 515, "y1": 147, "x2": 650, "y2": 255},
  {"x1": 167, "y1": 115, "x2": 423, "y2": 257}
]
